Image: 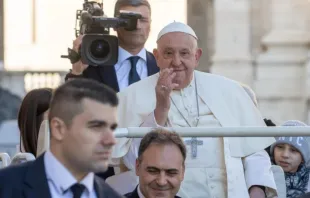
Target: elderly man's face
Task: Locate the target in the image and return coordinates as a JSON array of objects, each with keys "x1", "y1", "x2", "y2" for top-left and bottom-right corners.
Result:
[
  {"x1": 136, "y1": 143, "x2": 185, "y2": 198},
  {"x1": 154, "y1": 32, "x2": 202, "y2": 89}
]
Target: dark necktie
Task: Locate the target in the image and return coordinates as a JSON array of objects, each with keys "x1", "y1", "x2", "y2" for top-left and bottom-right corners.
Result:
[
  {"x1": 128, "y1": 56, "x2": 141, "y2": 85},
  {"x1": 70, "y1": 183, "x2": 86, "y2": 198}
]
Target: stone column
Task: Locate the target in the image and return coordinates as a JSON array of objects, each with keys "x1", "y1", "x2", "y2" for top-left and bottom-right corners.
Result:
[
  {"x1": 210, "y1": 0, "x2": 253, "y2": 86},
  {"x1": 187, "y1": 0, "x2": 214, "y2": 72},
  {"x1": 0, "y1": 0, "x2": 4, "y2": 70},
  {"x1": 255, "y1": 0, "x2": 310, "y2": 124}
]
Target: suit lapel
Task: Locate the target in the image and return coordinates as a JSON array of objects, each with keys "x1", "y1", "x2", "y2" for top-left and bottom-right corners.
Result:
[
  {"x1": 94, "y1": 176, "x2": 105, "y2": 198},
  {"x1": 196, "y1": 72, "x2": 237, "y2": 127},
  {"x1": 146, "y1": 51, "x2": 159, "y2": 76},
  {"x1": 98, "y1": 66, "x2": 119, "y2": 92},
  {"x1": 131, "y1": 186, "x2": 140, "y2": 198},
  {"x1": 96, "y1": 51, "x2": 157, "y2": 93},
  {"x1": 23, "y1": 154, "x2": 51, "y2": 198}
]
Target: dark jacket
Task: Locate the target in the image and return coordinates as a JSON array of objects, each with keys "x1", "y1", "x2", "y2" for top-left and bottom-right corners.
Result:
[
  {"x1": 299, "y1": 192, "x2": 310, "y2": 198},
  {"x1": 124, "y1": 186, "x2": 181, "y2": 198},
  {"x1": 65, "y1": 50, "x2": 159, "y2": 92},
  {"x1": 0, "y1": 154, "x2": 124, "y2": 198}
]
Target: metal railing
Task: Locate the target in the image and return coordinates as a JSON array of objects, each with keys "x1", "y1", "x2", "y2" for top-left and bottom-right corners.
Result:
[{"x1": 114, "y1": 126, "x2": 310, "y2": 138}]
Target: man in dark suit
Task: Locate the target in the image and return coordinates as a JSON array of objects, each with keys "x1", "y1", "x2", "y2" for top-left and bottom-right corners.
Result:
[
  {"x1": 0, "y1": 79, "x2": 124, "y2": 198},
  {"x1": 65, "y1": 0, "x2": 158, "y2": 180},
  {"x1": 65, "y1": 0, "x2": 158, "y2": 92},
  {"x1": 124, "y1": 129, "x2": 186, "y2": 198}
]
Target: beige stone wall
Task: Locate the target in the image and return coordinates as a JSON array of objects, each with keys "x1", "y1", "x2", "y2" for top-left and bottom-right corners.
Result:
[
  {"x1": 4, "y1": 0, "x2": 81, "y2": 71},
  {"x1": 4, "y1": 0, "x2": 186, "y2": 71},
  {"x1": 3, "y1": 0, "x2": 310, "y2": 125}
]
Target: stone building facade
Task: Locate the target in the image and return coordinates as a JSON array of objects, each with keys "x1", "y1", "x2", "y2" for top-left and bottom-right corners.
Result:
[{"x1": 1, "y1": 0, "x2": 310, "y2": 125}]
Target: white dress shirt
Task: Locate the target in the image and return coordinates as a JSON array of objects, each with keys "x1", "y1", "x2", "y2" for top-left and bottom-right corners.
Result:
[
  {"x1": 114, "y1": 47, "x2": 148, "y2": 91},
  {"x1": 44, "y1": 150, "x2": 97, "y2": 198},
  {"x1": 137, "y1": 185, "x2": 145, "y2": 198}
]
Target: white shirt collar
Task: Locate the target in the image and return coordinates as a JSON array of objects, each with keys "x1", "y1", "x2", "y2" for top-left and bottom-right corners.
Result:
[
  {"x1": 44, "y1": 149, "x2": 94, "y2": 195},
  {"x1": 117, "y1": 46, "x2": 147, "y2": 65},
  {"x1": 137, "y1": 185, "x2": 146, "y2": 198}
]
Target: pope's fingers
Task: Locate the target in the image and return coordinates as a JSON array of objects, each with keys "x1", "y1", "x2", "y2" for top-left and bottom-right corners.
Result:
[
  {"x1": 159, "y1": 70, "x2": 175, "y2": 85},
  {"x1": 171, "y1": 83, "x2": 179, "y2": 90},
  {"x1": 167, "y1": 72, "x2": 176, "y2": 82},
  {"x1": 159, "y1": 68, "x2": 174, "y2": 79}
]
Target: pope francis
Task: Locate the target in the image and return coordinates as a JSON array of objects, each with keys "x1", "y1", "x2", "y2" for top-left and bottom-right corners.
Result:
[{"x1": 112, "y1": 22, "x2": 277, "y2": 198}]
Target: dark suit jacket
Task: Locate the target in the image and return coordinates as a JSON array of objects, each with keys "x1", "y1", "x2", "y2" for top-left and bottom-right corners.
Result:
[
  {"x1": 124, "y1": 186, "x2": 181, "y2": 198},
  {"x1": 68, "y1": 50, "x2": 159, "y2": 92},
  {"x1": 0, "y1": 154, "x2": 124, "y2": 198},
  {"x1": 299, "y1": 192, "x2": 310, "y2": 198}
]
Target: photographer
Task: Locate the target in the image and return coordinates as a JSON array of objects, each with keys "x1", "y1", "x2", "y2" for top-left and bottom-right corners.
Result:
[
  {"x1": 65, "y1": 0, "x2": 159, "y2": 92},
  {"x1": 65, "y1": 0, "x2": 157, "y2": 182}
]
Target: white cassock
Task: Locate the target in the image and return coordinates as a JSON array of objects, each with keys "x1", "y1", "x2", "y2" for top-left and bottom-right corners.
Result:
[{"x1": 112, "y1": 70, "x2": 277, "y2": 198}]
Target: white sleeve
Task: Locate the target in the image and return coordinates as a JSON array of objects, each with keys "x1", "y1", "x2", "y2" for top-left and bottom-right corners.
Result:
[
  {"x1": 140, "y1": 111, "x2": 166, "y2": 127},
  {"x1": 243, "y1": 150, "x2": 277, "y2": 196},
  {"x1": 122, "y1": 111, "x2": 163, "y2": 170}
]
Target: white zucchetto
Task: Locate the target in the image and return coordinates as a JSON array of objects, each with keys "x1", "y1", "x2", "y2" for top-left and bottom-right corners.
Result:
[{"x1": 157, "y1": 21, "x2": 198, "y2": 41}]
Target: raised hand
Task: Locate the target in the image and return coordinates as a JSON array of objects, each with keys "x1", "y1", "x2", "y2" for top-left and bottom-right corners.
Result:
[{"x1": 154, "y1": 68, "x2": 179, "y2": 125}]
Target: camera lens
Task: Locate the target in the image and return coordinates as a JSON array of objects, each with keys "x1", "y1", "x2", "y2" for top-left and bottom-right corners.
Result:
[{"x1": 89, "y1": 39, "x2": 110, "y2": 59}]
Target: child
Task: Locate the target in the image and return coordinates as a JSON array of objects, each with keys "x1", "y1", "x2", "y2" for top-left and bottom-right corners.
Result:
[{"x1": 270, "y1": 120, "x2": 310, "y2": 198}]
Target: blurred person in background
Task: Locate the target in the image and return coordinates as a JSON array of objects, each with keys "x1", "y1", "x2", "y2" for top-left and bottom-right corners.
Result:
[
  {"x1": 0, "y1": 87, "x2": 21, "y2": 123},
  {"x1": 18, "y1": 88, "x2": 53, "y2": 157}
]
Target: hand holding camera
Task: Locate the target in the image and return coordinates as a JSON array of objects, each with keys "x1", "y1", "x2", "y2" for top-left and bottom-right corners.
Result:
[
  {"x1": 71, "y1": 35, "x2": 89, "y2": 75},
  {"x1": 61, "y1": 0, "x2": 142, "y2": 67}
]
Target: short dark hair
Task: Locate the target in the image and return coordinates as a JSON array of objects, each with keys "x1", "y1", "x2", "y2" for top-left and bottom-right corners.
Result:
[
  {"x1": 138, "y1": 128, "x2": 187, "y2": 164},
  {"x1": 49, "y1": 79, "x2": 118, "y2": 126},
  {"x1": 18, "y1": 88, "x2": 53, "y2": 155},
  {"x1": 114, "y1": 0, "x2": 151, "y2": 17}
]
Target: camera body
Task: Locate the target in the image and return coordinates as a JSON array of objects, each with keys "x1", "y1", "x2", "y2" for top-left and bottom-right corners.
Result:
[{"x1": 74, "y1": 0, "x2": 142, "y2": 66}]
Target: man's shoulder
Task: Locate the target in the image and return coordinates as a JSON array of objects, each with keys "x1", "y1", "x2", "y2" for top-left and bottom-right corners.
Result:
[
  {"x1": 123, "y1": 188, "x2": 138, "y2": 198},
  {"x1": 123, "y1": 191, "x2": 134, "y2": 198},
  {"x1": 94, "y1": 176, "x2": 125, "y2": 197},
  {"x1": 0, "y1": 161, "x2": 33, "y2": 185},
  {"x1": 197, "y1": 70, "x2": 239, "y2": 84},
  {"x1": 146, "y1": 50, "x2": 154, "y2": 56}
]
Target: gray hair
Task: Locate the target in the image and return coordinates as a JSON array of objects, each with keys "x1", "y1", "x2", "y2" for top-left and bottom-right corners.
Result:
[{"x1": 114, "y1": 0, "x2": 151, "y2": 17}]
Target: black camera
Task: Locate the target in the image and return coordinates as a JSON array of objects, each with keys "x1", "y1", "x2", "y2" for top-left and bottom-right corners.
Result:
[{"x1": 62, "y1": 0, "x2": 142, "y2": 66}]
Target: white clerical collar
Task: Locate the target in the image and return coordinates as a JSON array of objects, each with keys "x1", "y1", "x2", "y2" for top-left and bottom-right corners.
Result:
[
  {"x1": 179, "y1": 71, "x2": 196, "y2": 95},
  {"x1": 117, "y1": 46, "x2": 147, "y2": 65},
  {"x1": 187, "y1": 71, "x2": 196, "y2": 88},
  {"x1": 137, "y1": 185, "x2": 146, "y2": 198}
]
